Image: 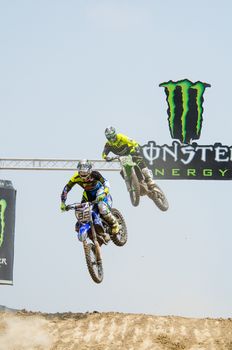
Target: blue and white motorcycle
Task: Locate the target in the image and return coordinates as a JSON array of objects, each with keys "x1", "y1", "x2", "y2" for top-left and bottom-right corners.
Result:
[{"x1": 66, "y1": 201, "x2": 127, "y2": 284}]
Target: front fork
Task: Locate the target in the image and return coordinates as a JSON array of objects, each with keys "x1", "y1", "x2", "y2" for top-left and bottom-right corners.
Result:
[{"x1": 91, "y1": 223, "x2": 102, "y2": 262}]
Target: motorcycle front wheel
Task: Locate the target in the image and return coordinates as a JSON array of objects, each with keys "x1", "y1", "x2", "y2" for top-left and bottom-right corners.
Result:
[{"x1": 83, "y1": 241, "x2": 103, "y2": 283}]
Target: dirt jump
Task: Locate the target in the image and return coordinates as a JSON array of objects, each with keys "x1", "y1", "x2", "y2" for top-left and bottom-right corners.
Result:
[{"x1": 0, "y1": 309, "x2": 232, "y2": 350}]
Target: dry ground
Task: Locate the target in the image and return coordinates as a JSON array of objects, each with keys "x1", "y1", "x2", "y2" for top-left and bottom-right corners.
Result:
[{"x1": 0, "y1": 310, "x2": 232, "y2": 350}]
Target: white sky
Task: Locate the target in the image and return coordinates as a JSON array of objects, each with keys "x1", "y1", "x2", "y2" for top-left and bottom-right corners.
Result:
[{"x1": 0, "y1": 0, "x2": 232, "y2": 318}]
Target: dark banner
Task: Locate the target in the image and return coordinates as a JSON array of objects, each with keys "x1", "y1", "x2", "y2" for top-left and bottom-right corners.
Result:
[
  {"x1": 142, "y1": 141, "x2": 232, "y2": 180},
  {"x1": 0, "y1": 180, "x2": 16, "y2": 285}
]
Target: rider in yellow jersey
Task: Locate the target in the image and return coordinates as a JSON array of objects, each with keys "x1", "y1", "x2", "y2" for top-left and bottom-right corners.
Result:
[
  {"x1": 102, "y1": 126, "x2": 156, "y2": 190},
  {"x1": 60, "y1": 160, "x2": 119, "y2": 238}
]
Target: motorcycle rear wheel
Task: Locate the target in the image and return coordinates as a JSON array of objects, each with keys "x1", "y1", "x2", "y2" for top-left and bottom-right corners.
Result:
[
  {"x1": 83, "y1": 241, "x2": 103, "y2": 283},
  {"x1": 129, "y1": 169, "x2": 140, "y2": 207},
  {"x1": 110, "y1": 208, "x2": 128, "y2": 246}
]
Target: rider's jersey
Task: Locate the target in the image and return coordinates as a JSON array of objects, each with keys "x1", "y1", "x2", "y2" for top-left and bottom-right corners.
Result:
[
  {"x1": 102, "y1": 133, "x2": 139, "y2": 159},
  {"x1": 61, "y1": 170, "x2": 110, "y2": 203}
]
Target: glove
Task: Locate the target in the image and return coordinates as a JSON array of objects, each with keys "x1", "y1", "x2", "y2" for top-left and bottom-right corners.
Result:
[
  {"x1": 131, "y1": 146, "x2": 142, "y2": 159},
  {"x1": 97, "y1": 193, "x2": 106, "y2": 202},
  {"x1": 134, "y1": 146, "x2": 141, "y2": 155},
  {"x1": 60, "y1": 202, "x2": 67, "y2": 212},
  {"x1": 106, "y1": 156, "x2": 113, "y2": 162},
  {"x1": 130, "y1": 146, "x2": 139, "y2": 155},
  {"x1": 97, "y1": 188, "x2": 109, "y2": 202}
]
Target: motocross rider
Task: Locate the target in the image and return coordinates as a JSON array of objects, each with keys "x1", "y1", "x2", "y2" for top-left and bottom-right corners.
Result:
[
  {"x1": 60, "y1": 160, "x2": 119, "y2": 239},
  {"x1": 102, "y1": 126, "x2": 156, "y2": 190}
]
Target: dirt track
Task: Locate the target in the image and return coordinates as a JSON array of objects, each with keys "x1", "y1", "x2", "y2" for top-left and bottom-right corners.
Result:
[{"x1": 0, "y1": 310, "x2": 232, "y2": 350}]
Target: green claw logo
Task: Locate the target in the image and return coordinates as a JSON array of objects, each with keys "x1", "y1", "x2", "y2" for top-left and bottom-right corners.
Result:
[
  {"x1": 160, "y1": 79, "x2": 211, "y2": 144},
  {"x1": 0, "y1": 199, "x2": 7, "y2": 248}
]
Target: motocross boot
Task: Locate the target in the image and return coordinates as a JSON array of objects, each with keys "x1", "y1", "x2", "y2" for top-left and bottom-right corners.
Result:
[
  {"x1": 99, "y1": 232, "x2": 111, "y2": 244},
  {"x1": 102, "y1": 212, "x2": 120, "y2": 235},
  {"x1": 142, "y1": 168, "x2": 156, "y2": 190}
]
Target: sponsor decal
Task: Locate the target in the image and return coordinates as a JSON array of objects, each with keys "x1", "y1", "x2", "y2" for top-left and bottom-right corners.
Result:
[
  {"x1": 159, "y1": 79, "x2": 210, "y2": 143},
  {"x1": 0, "y1": 199, "x2": 7, "y2": 248},
  {"x1": 142, "y1": 79, "x2": 232, "y2": 180},
  {"x1": 0, "y1": 258, "x2": 7, "y2": 266},
  {"x1": 0, "y1": 183, "x2": 16, "y2": 285}
]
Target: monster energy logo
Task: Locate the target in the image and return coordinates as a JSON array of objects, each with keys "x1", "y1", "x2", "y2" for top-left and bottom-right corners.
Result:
[
  {"x1": 160, "y1": 79, "x2": 211, "y2": 144},
  {"x1": 0, "y1": 199, "x2": 7, "y2": 248}
]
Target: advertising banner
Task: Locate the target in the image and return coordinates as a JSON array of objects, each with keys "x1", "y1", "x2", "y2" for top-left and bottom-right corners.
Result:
[
  {"x1": 0, "y1": 180, "x2": 16, "y2": 285},
  {"x1": 142, "y1": 79, "x2": 232, "y2": 180}
]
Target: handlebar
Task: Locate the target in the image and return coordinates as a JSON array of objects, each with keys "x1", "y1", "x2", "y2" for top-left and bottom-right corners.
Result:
[
  {"x1": 65, "y1": 203, "x2": 82, "y2": 211},
  {"x1": 65, "y1": 200, "x2": 98, "y2": 211},
  {"x1": 106, "y1": 154, "x2": 143, "y2": 162}
]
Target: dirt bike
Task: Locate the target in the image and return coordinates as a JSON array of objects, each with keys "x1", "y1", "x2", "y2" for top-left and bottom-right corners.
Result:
[
  {"x1": 107, "y1": 155, "x2": 169, "y2": 211},
  {"x1": 65, "y1": 201, "x2": 127, "y2": 284}
]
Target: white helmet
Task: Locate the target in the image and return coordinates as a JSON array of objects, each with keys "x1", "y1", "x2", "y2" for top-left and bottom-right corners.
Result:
[
  {"x1": 77, "y1": 159, "x2": 92, "y2": 178},
  {"x1": 105, "y1": 126, "x2": 117, "y2": 142}
]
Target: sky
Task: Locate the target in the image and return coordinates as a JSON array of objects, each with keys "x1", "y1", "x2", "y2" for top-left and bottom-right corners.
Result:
[{"x1": 0, "y1": 0, "x2": 232, "y2": 318}]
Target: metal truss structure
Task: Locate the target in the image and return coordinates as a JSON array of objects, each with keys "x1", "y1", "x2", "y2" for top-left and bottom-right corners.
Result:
[{"x1": 0, "y1": 158, "x2": 121, "y2": 172}]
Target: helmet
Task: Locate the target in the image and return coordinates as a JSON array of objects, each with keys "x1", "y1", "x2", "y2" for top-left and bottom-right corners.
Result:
[
  {"x1": 105, "y1": 126, "x2": 117, "y2": 142},
  {"x1": 77, "y1": 160, "x2": 92, "y2": 178}
]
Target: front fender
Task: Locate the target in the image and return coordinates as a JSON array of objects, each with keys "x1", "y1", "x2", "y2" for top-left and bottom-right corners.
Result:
[{"x1": 78, "y1": 223, "x2": 91, "y2": 242}]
